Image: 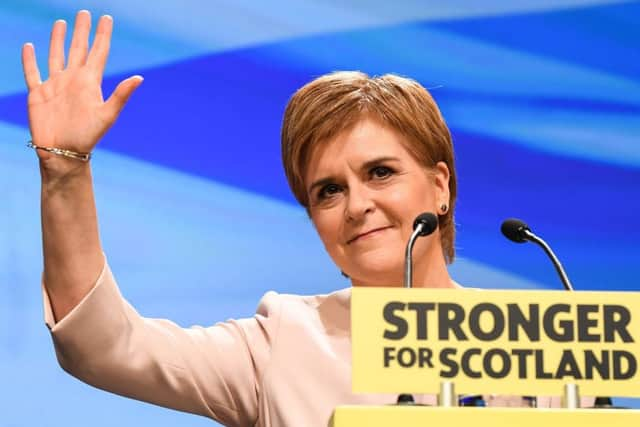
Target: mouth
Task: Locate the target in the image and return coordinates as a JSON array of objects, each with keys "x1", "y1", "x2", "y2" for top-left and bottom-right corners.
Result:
[{"x1": 347, "y1": 226, "x2": 393, "y2": 244}]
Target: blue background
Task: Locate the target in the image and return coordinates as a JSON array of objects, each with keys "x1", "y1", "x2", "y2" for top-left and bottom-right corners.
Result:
[{"x1": 1, "y1": 0, "x2": 639, "y2": 425}]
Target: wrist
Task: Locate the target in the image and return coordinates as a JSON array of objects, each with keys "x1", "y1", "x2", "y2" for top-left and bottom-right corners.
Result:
[{"x1": 39, "y1": 154, "x2": 92, "y2": 186}]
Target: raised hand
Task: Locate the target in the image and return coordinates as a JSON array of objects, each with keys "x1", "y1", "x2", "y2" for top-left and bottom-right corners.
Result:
[{"x1": 21, "y1": 10, "x2": 142, "y2": 163}]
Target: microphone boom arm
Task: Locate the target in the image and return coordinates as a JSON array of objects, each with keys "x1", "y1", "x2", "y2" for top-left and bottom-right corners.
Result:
[
  {"x1": 404, "y1": 224, "x2": 425, "y2": 288},
  {"x1": 523, "y1": 229, "x2": 574, "y2": 291}
]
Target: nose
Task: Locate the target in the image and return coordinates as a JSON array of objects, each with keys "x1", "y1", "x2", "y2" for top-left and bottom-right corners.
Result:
[{"x1": 345, "y1": 182, "x2": 375, "y2": 223}]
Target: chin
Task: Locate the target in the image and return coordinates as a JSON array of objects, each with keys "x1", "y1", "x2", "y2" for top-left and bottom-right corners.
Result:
[{"x1": 348, "y1": 252, "x2": 404, "y2": 287}]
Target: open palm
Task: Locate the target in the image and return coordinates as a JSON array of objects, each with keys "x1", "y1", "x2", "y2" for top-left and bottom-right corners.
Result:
[{"x1": 22, "y1": 10, "x2": 142, "y2": 160}]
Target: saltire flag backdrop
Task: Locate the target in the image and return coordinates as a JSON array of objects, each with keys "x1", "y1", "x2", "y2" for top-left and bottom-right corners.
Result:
[{"x1": 0, "y1": 1, "x2": 638, "y2": 425}]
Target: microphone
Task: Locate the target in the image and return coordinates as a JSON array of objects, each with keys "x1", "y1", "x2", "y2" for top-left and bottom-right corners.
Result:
[
  {"x1": 500, "y1": 218, "x2": 574, "y2": 291},
  {"x1": 500, "y1": 218, "x2": 531, "y2": 244},
  {"x1": 404, "y1": 213, "x2": 438, "y2": 288},
  {"x1": 501, "y1": 218, "x2": 620, "y2": 409},
  {"x1": 397, "y1": 213, "x2": 438, "y2": 407}
]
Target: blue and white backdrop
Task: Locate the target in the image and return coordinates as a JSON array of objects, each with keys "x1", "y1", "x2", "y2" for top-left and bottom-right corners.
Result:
[{"x1": 1, "y1": 0, "x2": 639, "y2": 425}]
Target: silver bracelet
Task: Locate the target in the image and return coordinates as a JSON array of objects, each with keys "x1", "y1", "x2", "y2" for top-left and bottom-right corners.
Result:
[{"x1": 27, "y1": 141, "x2": 92, "y2": 162}]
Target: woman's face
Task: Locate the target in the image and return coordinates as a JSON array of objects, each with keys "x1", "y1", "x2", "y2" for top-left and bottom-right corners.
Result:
[{"x1": 305, "y1": 118, "x2": 450, "y2": 287}]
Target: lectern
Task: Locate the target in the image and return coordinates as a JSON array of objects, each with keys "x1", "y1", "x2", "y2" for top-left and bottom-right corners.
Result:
[{"x1": 331, "y1": 287, "x2": 640, "y2": 426}]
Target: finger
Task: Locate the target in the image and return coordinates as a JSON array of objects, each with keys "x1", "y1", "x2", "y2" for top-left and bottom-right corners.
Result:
[
  {"x1": 21, "y1": 43, "x2": 42, "y2": 91},
  {"x1": 48, "y1": 19, "x2": 67, "y2": 76},
  {"x1": 104, "y1": 75, "x2": 143, "y2": 121},
  {"x1": 67, "y1": 10, "x2": 91, "y2": 68},
  {"x1": 87, "y1": 15, "x2": 113, "y2": 78}
]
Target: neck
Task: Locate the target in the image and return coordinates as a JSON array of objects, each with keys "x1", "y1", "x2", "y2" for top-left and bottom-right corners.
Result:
[
  {"x1": 351, "y1": 246, "x2": 457, "y2": 289},
  {"x1": 410, "y1": 251, "x2": 457, "y2": 288}
]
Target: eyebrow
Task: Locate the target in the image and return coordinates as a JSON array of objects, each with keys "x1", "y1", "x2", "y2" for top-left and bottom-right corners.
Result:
[{"x1": 307, "y1": 156, "x2": 401, "y2": 195}]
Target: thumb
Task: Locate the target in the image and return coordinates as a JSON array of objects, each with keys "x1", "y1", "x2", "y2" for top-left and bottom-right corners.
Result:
[{"x1": 104, "y1": 75, "x2": 143, "y2": 122}]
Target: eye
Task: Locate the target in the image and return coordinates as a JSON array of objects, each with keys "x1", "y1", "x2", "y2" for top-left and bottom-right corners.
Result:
[
  {"x1": 370, "y1": 165, "x2": 394, "y2": 179},
  {"x1": 318, "y1": 183, "x2": 342, "y2": 200}
]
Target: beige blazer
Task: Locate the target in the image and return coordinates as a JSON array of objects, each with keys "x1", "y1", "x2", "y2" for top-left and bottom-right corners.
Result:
[{"x1": 44, "y1": 258, "x2": 594, "y2": 427}]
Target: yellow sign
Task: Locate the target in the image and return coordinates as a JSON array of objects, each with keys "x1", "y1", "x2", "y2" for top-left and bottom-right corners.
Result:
[
  {"x1": 331, "y1": 406, "x2": 640, "y2": 427},
  {"x1": 351, "y1": 287, "x2": 640, "y2": 397}
]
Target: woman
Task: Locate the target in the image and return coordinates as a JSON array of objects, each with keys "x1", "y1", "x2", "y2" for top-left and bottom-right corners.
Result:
[{"x1": 23, "y1": 10, "x2": 590, "y2": 427}]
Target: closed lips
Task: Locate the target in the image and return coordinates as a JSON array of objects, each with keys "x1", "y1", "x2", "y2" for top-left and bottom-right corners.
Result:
[{"x1": 347, "y1": 226, "x2": 392, "y2": 244}]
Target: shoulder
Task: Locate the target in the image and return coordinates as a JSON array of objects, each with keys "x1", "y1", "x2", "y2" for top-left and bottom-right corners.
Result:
[
  {"x1": 254, "y1": 287, "x2": 351, "y2": 334},
  {"x1": 255, "y1": 287, "x2": 351, "y2": 314}
]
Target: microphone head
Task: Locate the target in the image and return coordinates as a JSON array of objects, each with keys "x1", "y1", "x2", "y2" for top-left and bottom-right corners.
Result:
[
  {"x1": 501, "y1": 218, "x2": 531, "y2": 243},
  {"x1": 413, "y1": 212, "x2": 438, "y2": 236}
]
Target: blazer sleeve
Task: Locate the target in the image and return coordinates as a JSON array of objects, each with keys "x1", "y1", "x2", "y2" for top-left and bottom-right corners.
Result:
[{"x1": 43, "y1": 257, "x2": 281, "y2": 427}]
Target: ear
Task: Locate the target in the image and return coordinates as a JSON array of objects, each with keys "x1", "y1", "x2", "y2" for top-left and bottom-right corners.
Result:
[{"x1": 433, "y1": 161, "x2": 450, "y2": 208}]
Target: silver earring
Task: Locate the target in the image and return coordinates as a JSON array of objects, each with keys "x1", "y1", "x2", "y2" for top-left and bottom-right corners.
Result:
[{"x1": 440, "y1": 203, "x2": 448, "y2": 214}]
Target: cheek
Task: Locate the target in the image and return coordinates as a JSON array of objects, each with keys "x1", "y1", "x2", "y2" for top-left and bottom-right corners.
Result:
[
  {"x1": 375, "y1": 186, "x2": 438, "y2": 233},
  {"x1": 386, "y1": 186, "x2": 412, "y2": 204},
  {"x1": 311, "y1": 209, "x2": 343, "y2": 247},
  {"x1": 381, "y1": 184, "x2": 433, "y2": 217},
  {"x1": 398, "y1": 180, "x2": 438, "y2": 209}
]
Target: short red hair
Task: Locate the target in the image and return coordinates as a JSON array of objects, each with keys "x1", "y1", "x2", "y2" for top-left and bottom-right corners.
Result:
[{"x1": 281, "y1": 71, "x2": 457, "y2": 262}]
